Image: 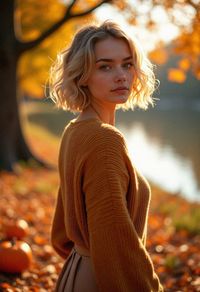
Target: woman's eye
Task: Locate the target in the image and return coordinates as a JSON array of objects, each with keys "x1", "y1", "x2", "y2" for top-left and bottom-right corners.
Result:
[
  {"x1": 99, "y1": 65, "x2": 111, "y2": 71},
  {"x1": 123, "y1": 62, "x2": 133, "y2": 69}
]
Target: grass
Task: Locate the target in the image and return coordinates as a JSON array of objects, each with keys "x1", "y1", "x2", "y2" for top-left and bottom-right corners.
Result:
[
  {"x1": 151, "y1": 187, "x2": 200, "y2": 235},
  {"x1": 21, "y1": 113, "x2": 60, "y2": 167},
  {"x1": 173, "y1": 208, "x2": 200, "y2": 235},
  {"x1": 20, "y1": 100, "x2": 74, "y2": 137}
]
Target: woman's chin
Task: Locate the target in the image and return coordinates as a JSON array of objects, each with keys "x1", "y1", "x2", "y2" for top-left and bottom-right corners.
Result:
[{"x1": 115, "y1": 95, "x2": 129, "y2": 104}]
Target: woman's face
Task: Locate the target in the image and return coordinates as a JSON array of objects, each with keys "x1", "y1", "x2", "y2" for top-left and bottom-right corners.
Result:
[{"x1": 85, "y1": 37, "x2": 135, "y2": 108}]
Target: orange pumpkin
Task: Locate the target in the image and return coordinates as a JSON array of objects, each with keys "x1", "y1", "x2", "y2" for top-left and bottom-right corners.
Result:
[
  {"x1": 3, "y1": 219, "x2": 29, "y2": 239},
  {"x1": 0, "y1": 240, "x2": 32, "y2": 273}
]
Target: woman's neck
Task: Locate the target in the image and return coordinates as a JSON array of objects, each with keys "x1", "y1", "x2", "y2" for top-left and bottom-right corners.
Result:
[
  {"x1": 90, "y1": 103, "x2": 115, "y2": 125},
  {"x1": 78, "y1": 103, "x2": 116, "y2": 126}
]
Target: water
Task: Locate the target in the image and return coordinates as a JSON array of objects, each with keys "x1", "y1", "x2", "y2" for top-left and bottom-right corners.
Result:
[{"x1": 116, "y1": 107, "x2": 200, "y2": 202}]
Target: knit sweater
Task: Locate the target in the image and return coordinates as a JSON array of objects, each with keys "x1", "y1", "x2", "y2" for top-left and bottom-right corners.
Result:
[{"x1": 51, "y1": 118, "x2": 163, "y2": 292}]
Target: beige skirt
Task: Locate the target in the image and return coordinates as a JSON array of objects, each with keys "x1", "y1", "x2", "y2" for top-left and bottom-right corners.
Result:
[{"x1": 55, "y1": 245, "x2": 99, "y2": 292}]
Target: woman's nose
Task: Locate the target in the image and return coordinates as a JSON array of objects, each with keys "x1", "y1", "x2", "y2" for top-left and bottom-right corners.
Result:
[{"x1": 114, "y1": 67, "x2": 126, "y2": 82}]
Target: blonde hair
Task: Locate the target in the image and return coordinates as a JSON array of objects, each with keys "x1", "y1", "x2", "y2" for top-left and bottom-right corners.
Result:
[{"x1": 49, "y1": 21, "x2": 157, "y2": 112}]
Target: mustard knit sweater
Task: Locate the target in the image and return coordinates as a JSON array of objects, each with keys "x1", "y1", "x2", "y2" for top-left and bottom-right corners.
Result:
[{"x1": 51, "y1": 118, "x2": 163, "y2": 292}]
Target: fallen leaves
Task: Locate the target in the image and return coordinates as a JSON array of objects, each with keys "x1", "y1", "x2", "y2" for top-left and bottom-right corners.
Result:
[
  {"x1": 148, "y1": 186, "x2": 200, "y2": 291},
  {"x1": 0, "y1": 168, "x2": 61, "y2": 291},
  {"x1": 0, "y1": 168, "x2": 199, "y2": 291}
]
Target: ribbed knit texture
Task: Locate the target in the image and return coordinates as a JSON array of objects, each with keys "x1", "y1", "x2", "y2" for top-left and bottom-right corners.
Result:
[{"x1": 51, "y1": 118, "x2": 163, "y2": 292}]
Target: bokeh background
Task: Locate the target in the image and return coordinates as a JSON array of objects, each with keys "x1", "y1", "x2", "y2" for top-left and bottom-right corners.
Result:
[{"x1": 0, "y1": 1, "x2": 200, "y2": 291}]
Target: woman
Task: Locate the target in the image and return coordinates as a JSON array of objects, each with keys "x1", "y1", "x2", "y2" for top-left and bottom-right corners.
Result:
[{"x1": 49, "y1": 21, "x2": 163, "y2": 292}]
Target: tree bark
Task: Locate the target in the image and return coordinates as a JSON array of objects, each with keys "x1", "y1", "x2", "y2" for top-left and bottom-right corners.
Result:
[
  {"x1": 0, "y1": 0, "x2": 19, "y2": 170},
  {"x1": 0, "y1": 0, "x2": 45, "y2": 170},
  {"x1": 0, "y1": 59, "x2": 39, "y2": 171}
]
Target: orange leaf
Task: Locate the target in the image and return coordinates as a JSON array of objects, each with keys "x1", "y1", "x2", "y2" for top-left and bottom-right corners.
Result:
[
  {"x1": 168, "y1": 68, "x2": 186, "y2": 83},
  {"x1": 149, "y1": 48, "x2": 168, "y2": 65},
  {"x1": 178, "y1": 58, "x2": 190, "y2": 71},
  {"x1": 194, "y1": 66, "x2": 200, "y2": 80}
]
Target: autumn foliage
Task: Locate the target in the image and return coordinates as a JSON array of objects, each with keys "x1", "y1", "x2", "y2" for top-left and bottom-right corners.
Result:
[{"x1": 16, "y1": 0, "x2": 200, "y2": 96}]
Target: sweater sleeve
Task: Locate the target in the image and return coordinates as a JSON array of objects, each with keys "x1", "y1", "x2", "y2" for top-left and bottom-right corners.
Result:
[
  {"x1": 83, "y1": 128, "x2": 163, "y2": 292},
  {"x1": 51, "y1": 187, "x2": 74, "y2": 259}
]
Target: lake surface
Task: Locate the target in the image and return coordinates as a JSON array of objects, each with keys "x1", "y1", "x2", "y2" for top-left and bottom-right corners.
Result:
[
  {"x1": 116, "y1": 107, "x2": 200, "y2": 202},
  {"x1": 26, "y1": 100, "x2": 200, "y2": 202}
]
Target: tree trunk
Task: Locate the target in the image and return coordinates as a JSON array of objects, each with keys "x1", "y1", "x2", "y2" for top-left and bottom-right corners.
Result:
[
  {"x1": 0, "y1": 56, "x2": 46, "y2": 171},
  {"x1": 0, "y1": 0, "x2": 45, "y2": 171},
  {"x1": 0, "y1": 59, "x2": 35, "y2": 171}
]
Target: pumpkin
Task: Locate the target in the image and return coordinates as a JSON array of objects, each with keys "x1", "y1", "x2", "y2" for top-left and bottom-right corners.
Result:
[
  {"x1": 3, "y1": 219, "x2": 29, "y2": 239},
  {"x1": 0, "y1": 240, "x2": 32, "y2": 273}
]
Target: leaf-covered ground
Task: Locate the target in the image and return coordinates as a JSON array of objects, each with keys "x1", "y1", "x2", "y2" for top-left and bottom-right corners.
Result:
[{"x1": 0, "y1": 124, "x2": 199, "y2": 291}]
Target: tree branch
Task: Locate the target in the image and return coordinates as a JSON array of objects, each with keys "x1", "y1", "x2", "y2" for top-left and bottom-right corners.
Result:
[
  {"x1": 15, "y1": 0, "x2": 111, "y2": 57},
  {"x1": 69, "y1": 0, "x2": 111, "y2": 18},
  {"x1": 187, "y1": 0, "x2": 200, "y2": 11}
]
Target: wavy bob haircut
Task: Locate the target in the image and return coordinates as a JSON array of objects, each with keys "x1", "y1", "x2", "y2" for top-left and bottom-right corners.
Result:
[{"x1": 49, "y1": 21, "x2": 157, "y2": 112}]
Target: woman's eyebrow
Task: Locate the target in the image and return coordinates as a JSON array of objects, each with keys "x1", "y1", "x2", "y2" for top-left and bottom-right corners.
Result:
[{"x1": 96, "y1": 56, "x2": 132, "y2": 63}]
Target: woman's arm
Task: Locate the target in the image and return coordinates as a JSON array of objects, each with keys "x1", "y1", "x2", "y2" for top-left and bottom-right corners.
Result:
[
  {"x1": 51, "y1": 187, "x2": 74, "y2": 259},
  {"x1": 83, "y1": 129, "x2": 163, "y2": 292}
]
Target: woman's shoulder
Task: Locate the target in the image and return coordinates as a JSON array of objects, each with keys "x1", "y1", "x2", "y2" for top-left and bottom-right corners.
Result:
[{"x1": 66, "y1": 118, "x2": 127, "y2": 148}]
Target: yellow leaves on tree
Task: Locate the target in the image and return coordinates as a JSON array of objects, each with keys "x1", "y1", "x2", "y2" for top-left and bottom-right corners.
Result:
[
  {"x1": 71, "y1": 0, "x2": 104, "y2": 14},
  {"x1": 19, "y1": 52, "x2": 48, "y2": 97},
  {"x1": 149, "y1": 49, "x2": 193, "y2": 83},
  {"x1": 15, "y1": 0, "x2": 65, "y2": 41},
  {"x1": 114, "y1": 0, "x2": 127, "y2": 10},
  {"x1": 149, "y1": 48, "x2": 168, "y2": 65},
  {"x1": 167, "y1": 58, "x2": 190, "y2": 83},
  {"x1": 168, "y1": 68, "x2": 186, "y2": 83},
  {"x1": 16, "y1": 0, "x2": 95, "y2": 98},
  {"x1": 194, "y1": 66, "x2": 200, "y2": 80},
  {"x1": 173, "y1": 20, "x2": 200, "y2": 79},
  {"x1": 178, "y1": 58, "x2": 190, "y2": 72}
]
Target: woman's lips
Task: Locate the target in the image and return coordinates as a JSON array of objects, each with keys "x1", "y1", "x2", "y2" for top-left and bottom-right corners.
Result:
[{"x1": 111, "y1": 87, "x2": 129, "y2": 93}]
